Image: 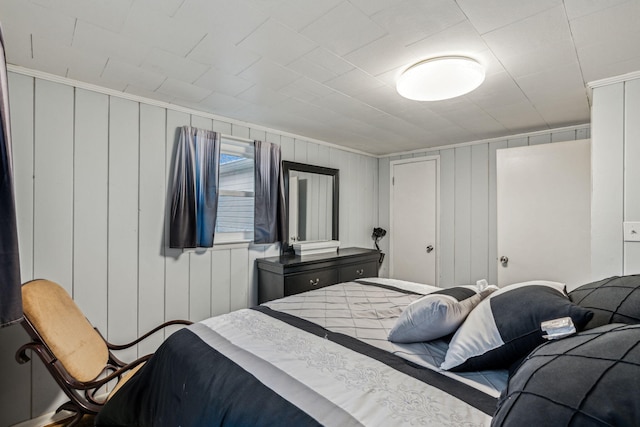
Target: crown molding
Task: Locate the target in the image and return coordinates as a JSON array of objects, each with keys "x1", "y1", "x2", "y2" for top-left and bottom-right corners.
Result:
[
  {"x1": 6, "y1": 64, "x2": 375, "y2": 158},
  {"x1": 587, "y1": 70, "x2": 640, "y2": 89},
  {"x1": 381, "y1": 123, "x2": 590, "y2": 158}
]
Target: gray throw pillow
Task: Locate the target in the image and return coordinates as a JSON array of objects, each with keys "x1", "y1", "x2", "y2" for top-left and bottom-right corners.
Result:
[{"x1": 388, "y1": 286, "x2": 496, "y2": 343}]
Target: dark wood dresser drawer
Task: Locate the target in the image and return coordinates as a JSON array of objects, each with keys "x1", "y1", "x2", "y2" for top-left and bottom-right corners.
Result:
[
  {"x1": 339, "y1": 261, "x2": 378, "y2": 282},
  {"x1": 284, "y1": 269, "x2": 339, "y2": 296},
  {"x1": 257, "y1": 247, "x2": 380, "y2": 304}
]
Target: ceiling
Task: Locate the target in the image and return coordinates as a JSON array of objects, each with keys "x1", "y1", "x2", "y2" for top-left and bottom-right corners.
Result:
[{"x1": 1, "y1": 0, "x2": 639, "y2": 155}]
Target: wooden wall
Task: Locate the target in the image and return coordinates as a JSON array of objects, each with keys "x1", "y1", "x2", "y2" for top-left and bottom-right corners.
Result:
[
  {"x1": 591, "y1": 76, "x2": 640, "y2": 278},
  {"x1": 0, "y1": 71, "x2": 378, "y2": 426},
  {"x1": 377, "y1": 125, "x2": 591, "y2": 286}
]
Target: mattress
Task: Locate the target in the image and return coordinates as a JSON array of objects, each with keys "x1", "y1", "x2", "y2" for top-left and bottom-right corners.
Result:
[
  {"x1": 96, "y1": 278, "x2": 503, "y2": 426},
  {"x1": 264, "y1": 278, "x2": 508, "y2": 396}
]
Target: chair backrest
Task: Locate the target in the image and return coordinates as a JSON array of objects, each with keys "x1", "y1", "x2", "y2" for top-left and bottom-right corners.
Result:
[{"x1": 21, "y1": 279, "x2": 109, "y2": 382}]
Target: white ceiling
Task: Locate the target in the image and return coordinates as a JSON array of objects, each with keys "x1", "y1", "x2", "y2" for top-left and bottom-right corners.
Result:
[{"x1": 1, "y1": 0, "x2": 639, "y2": 155}]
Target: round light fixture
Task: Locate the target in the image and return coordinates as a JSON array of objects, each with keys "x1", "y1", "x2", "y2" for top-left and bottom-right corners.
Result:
[{"x1": 396, "y1": 56, "x2": 485, "y2": 101}]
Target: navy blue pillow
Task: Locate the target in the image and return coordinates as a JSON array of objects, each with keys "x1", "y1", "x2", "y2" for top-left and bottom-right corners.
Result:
[
  {"x1": 441, "y1": 281, "x2": 593, "y2": 371},
  {"x1": 569, "y1": 275, "x2": 640, "y2": 330},
  {"x1": 493, "y1": 324, "x2": 640, "y2": 426}
]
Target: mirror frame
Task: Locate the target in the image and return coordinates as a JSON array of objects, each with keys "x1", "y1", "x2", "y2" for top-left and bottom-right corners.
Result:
[{"x1": 282, "y1": 161, "x2": 339, "y2": 254}]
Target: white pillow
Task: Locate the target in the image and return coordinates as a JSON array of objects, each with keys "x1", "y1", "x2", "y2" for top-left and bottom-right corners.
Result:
[{"x1": 388, "y1": 286, "x2": 497, "y2": 343}]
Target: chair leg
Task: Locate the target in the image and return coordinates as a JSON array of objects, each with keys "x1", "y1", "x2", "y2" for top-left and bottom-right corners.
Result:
[
  {"x1": 64, "y1": 411, "x2": 84, "y2": 427},
  {"x1": 55, "y1": 401, "x2": 84, "y2": 427},
  {"x1": 56, "y1": 401, "x2": 77, "y2": 413}
]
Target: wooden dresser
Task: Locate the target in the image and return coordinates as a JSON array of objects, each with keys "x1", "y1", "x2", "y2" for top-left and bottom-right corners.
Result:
[{"x1": 256, "y1": 247, "x2": 380, "y2": 304}]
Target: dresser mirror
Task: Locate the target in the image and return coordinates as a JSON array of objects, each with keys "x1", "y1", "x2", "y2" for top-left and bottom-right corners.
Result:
[{"x1": 282, "y1": 161, "x2": 339, "y2": 253}]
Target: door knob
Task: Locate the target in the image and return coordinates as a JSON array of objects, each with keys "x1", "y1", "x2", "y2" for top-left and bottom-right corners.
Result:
[
  {"x1": 426, "y1": 245, "x2": 434, "y2": 253},
  {"x1": 499, "y1": 256, "x2": 509, "y2": 266}
]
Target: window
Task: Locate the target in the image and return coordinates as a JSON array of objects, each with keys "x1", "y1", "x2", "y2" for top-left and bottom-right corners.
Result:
[{"x1": 214, "y1": 138, "x2": 254, "y2": 244}]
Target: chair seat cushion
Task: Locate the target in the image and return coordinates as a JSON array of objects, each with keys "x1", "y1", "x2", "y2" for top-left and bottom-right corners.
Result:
[{"x1": 22, "y1": 279, "x2": 109, "y2": 382}]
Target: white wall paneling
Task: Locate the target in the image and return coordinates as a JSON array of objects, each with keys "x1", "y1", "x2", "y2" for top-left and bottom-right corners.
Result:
[
  {"x1": 212, "y1": 119, "x2": 232, "y2": 135},
  {"x1": 376, "y1": 157, "x2": 390, "y2": 277},
  {"x1": 438, "y1": 148, "x2": 456, "y2": 286},
  {"x1": 337, "y1": 151, "x2": 350, "y2": 246},
  {"x1": 280, "y1": 135, "x2": 295, "y2": 160},
  {"x1": 33, "y1": 80, "x2": 74, "y2": 293},
  {"x1": 306, "y1": 141, "x2": 319, "y2": 164},
  {"x1": 367, "y1": 155, "x2": 379, "y2": 250},
  {"x1": 74, "y1": 89, "x2": 109, "y2": 339},
  {"x1": 470, "y1": 144, "x2": 489, "y2": 283},
  {"x1": 138, "y1": 103, "x2": 168, "y2": 355},
  {"x1": 294, "y1": 139, "x2": 308, "y2": 163},
  {"x1": 211, "y1": 249, "x2": 231, "y2": 316},
  {"x1": 231, "y1": 124, "x2": 250, "y2": 140},
  {"x1": 33, "y1": 79, "x2": 75, "y2": 415},
  {"x1": 2, "y1": 71, "x2": 380, "y2": 426},
  {"x1": 591, "y1": 76, "x2": 640, "y2": 276},
  {"x1": 190, "y1": 250, "x2": 213, "y2": 321},
  {"x1": 591, "y1": 83, "x2": 625, "y2": 279},
  {"x1": 348, "y1": 153, "x2": 361, "y2": 246},
  {"x1": 73, "y1": 88, "x2": 110, "y2": 399},
  {"x1": 577, "y1": 127, "x2": 590, "y2": 140},
  {"x1": 107, "y1": 97, "x2": 140, "y2": 363},
  {"x1": 528, "y1": 133, "x2": 551, "y2": 146},
  {"x1": 507, "y1": 137, "x2": 528, "y2": 148},
  {"x1": 249, "y1": 128, "x2": 267, "y2": 142},
  {"x1": 379, "y1": 125, "x2": 591, "y2": 288},
  {"x1": 229, "y1": 248, "x2": 249, "y2": 311},
  {"x1": 247, "y1": 244, "x2": 264, "y2": 307},
  {"x1": 624, "y1": 79, "x2": 640, "y2": 274},
  {"x1": 454, "y1": 146, "x2": 472, "y2": 286},
  {"x1": 266, "y1": 131, "x2": 281, "y2": 146}
]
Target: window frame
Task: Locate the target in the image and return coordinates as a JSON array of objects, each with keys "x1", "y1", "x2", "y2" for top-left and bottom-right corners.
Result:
[{"x1": 213, "y1": 136, "x2": 255, "y2": 245}]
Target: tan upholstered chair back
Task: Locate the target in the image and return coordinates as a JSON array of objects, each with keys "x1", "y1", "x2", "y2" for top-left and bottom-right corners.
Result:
[{"x1": 21, "y1": 279, "x2": 109, "y2": 382}]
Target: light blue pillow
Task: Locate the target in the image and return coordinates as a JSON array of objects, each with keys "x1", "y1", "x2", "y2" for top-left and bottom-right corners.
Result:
[{"x1": 388, "y1": 286, "x2": 496, "y2": 343}]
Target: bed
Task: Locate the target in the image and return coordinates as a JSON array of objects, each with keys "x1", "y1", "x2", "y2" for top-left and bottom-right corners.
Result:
[{"x1": 95, "y1": 276, "x2": 640, "y2": 427}]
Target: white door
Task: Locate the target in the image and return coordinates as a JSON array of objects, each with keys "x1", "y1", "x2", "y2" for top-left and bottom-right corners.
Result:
[
  {"x1": 496, "y1": 139, "x2": 591, "y2": 290},
  {"x1": 390, "y1": 157, "x2": 438, "y2": 285}
]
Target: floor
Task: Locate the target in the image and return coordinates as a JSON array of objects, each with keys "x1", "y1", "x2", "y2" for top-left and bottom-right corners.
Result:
[{"x1": 11, "y1": 410, "x2": 95, "y2": 427}]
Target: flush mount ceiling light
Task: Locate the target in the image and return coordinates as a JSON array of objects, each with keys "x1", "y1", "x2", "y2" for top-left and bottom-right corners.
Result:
[{"x1": 396, "y1": 56, "x2": 485, "y2": 101}]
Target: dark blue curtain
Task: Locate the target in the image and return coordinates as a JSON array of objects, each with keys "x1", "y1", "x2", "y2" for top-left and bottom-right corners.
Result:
[
  {"x1": 170, "y1": 126, "x2": 220, "y2": 248},
  {"x1": 254, "y1": 140, "x2": 284, "y2": 244},
  {"x1": 0, "y1": 23, "x2": 22, "y2": 327}
]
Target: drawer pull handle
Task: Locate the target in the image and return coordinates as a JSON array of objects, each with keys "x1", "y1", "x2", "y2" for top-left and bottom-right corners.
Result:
[
  {"x1": 356, "y1": 269, "x2": 364, "y2": 276},
  {"x1": 310, "y1": 278, "x2": 320, "y2": 286}
]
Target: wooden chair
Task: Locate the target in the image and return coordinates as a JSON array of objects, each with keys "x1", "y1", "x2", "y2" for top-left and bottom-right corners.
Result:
[{"x1": 16, "y1": 279, "x2": 192, "y2": 426}]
